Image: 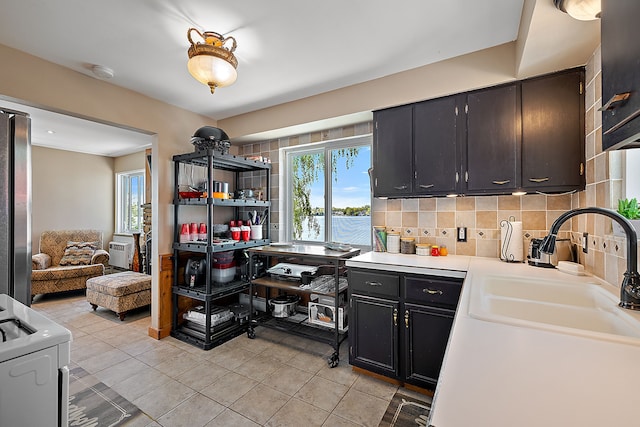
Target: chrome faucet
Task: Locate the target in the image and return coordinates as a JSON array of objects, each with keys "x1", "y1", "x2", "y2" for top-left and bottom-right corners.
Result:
[{"x1": 539, "y1": 207, "x2": 640, "y2": 310}]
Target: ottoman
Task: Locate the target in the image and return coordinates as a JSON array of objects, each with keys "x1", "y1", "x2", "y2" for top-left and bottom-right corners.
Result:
[{"x1": 86, "y1": 271, "x2": 151, "y2": 320}]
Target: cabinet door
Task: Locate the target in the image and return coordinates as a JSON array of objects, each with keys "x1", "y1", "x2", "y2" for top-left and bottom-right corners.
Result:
[
  {"x1": 465, "y1": 84, "x2": 520, "y2": 194},
  {"x1": 522, "y1": 70, "x2": 585, "y2": 192},
  {"x1": 601, "y1": 0, "x2": 640, "y2": 150},
  {"x1": 403, "y1": 303, "x2": 454, "y2": 389},
  {"x1": 350, "y1": 295, "x2": 399, "y2": 378},
  {"x1": 413, "y1": 95, "x2": 462, "y2": 196},
  {"x1": 372, "y1": 105, "x2": 413, "y2": 197}
]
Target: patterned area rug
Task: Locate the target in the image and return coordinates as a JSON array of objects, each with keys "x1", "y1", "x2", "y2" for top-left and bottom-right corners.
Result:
[
  {"x1": 379, "y1": 391, "x2": 432, "y2": 427},
  {"x1": 68, "y1": 366, "x2": 146, "y2": 426}
]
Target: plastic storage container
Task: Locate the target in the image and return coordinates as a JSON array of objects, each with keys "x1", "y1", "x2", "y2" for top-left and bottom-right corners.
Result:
[{"x1": 212, "y1": 261, "x2": 236, "y2": 283}]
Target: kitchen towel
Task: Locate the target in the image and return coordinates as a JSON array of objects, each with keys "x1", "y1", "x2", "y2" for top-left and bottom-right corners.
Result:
[{"x1": 500, "y1": 218, "x2": 524, "y2": 262}]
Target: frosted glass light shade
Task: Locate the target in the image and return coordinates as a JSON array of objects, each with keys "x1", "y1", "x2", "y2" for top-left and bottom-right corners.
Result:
[
  {"x1": 554, "y1": 0, "x2": 601, "y2": 21},
  {"x1": 188, "y1": 55, "x2": 238, "y2": 90}
]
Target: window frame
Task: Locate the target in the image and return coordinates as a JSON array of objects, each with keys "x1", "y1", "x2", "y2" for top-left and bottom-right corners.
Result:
[
  {"x1": 282, "y1": 134, "x2": 372, "y2": 249},
  {"x1": 624, "y1": 149, "x2": 640, "y2": 201},
  {"x1": 115, "y1": 169, "x2": 145, "y2": 234}
]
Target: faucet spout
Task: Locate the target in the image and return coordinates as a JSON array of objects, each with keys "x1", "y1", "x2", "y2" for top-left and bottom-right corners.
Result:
[{"x1": 540, "y1": 207, "x2": 640, "y2": 310}]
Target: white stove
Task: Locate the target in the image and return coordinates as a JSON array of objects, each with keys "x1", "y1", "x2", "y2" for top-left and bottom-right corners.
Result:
[{"x1": 0, "y1": 294, "x2": 71, "y2": 427}]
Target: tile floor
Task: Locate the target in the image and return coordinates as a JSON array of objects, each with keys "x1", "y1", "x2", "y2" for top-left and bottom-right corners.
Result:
[{"x1": 33, "y1": 292, "x2": 427, "y2": 427}]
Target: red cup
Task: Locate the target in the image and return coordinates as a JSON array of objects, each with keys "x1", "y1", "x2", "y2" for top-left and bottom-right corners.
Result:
[
  {"x1": 180, "y1": 223, "x2": 190, "y2": 235},
  {"x1": 198, "y1": 223, "x2": 207, "y2": 241},
  {"x1": 238, "y1": 220, "x2": 243, "y2": 226},
  {"x1": 180, "y1": 223, "x2": 190, "y2": 243},
  {"x1": 230, "y1": 227, "x2": 241, "y2": 240},
  {"x1": 241, "y1": 229, "x2": 250, "y2": 241},
  {"x1": 230, "y1": 220, "x2": 236, "y2": 227}
]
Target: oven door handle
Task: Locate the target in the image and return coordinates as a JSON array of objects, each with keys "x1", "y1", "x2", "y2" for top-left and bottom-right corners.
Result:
[{"x1": 59, "y1": 366, "x2": 69, "y2": 427}]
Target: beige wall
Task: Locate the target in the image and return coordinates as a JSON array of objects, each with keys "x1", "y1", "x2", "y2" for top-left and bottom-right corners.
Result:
[
  {"x1": 31, "y1": 146, "x2": 114, "y2": 249},
  {"x1": 0, "y1": 43, "x2": 217, "y2": 334},
  {"x1": 114, "y1": 151, "x2": 147, "y2": 175},
  {"x1": 222, "y1": 43, "x2": 519, "y2": 140},
  {"x1": 31, "y1": 148, "x2": 149, "y2": 268}
]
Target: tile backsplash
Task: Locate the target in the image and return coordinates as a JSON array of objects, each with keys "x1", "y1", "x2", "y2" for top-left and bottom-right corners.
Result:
[{"x1": 241, "y1": 44, "x2": 637, "y2": 289}]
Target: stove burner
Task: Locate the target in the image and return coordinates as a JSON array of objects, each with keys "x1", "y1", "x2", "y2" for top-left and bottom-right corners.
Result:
[{"x1": 0, "y1": 318, "x2": 34, "y2": 342}]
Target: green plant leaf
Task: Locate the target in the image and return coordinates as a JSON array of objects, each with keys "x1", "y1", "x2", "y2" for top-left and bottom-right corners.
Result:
[{"x1": 617, "y1": 198, "x2": 640, "y2": 219}]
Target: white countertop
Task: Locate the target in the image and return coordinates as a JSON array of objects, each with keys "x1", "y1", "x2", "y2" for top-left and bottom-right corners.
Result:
[
  {"x1": 345, "y1": 251, "x2": 471, "y2": 278},
  {"x1": 346, "y1": 253, "x2": 640, "y2": 427}
]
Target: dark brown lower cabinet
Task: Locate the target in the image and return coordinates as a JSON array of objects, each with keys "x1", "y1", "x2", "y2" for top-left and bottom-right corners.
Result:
[
  {"x1": 403, "y1": 303, "x2": 455, "y2": 388},
  {"x1": 350, "y1": 295, "x2": 399, "y2": 378},
  {"x1": 348, "y1": 268, "x2": 462, "y2": 389}
]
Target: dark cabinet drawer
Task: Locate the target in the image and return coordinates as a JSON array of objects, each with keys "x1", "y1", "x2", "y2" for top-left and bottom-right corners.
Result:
[
  {"x1": 349, "y1": 269, "x2": 399, "y2": 298},
  {"x1": 403, "y1": 275, "x2": 462, "y2": 308}
]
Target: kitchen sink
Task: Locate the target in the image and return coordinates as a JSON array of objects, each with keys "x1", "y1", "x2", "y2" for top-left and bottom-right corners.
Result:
[
  {"x1": 468, "y1": 275, "x2": 640, "y2": 344},
  {"x1": 479, "y1": 276, "x2": 602, "y2": 307}
]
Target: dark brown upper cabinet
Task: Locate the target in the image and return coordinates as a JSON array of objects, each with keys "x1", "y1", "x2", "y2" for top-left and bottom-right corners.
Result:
[
  {"x1": 521, "y1": 69, "x2": 585, "y2": 192},
  {"x1": 601, "y1": 0, "x2": 640, "y2": 150},
  {"x1": 372, "y1": 105, "x2": 413, "y2": 197},
  {"x1": 372, "y1": 68, "x2": 585, "y2": 198},
  {"x1": 465, "y1": 84, "x2": 520, "y2": 195},
  {"x1": 413, "y1": 95, "x2": 463, "y2": 197}
]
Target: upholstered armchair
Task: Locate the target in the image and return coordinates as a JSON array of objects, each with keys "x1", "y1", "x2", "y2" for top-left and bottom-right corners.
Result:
[{"x1": 31, "y1": 230, "x2": 109, "y2": 298}]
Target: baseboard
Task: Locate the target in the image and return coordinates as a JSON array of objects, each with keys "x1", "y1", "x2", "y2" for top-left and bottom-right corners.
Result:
[
  {"x1": 352, "y1": 366, "x2": 402, "y2": 386},
  {"x1": 351, "y1": 366, "x2": 435, "y2": 397},
  {"x1": 148, "y1": 326, "x2": 170, "y2": 340}
]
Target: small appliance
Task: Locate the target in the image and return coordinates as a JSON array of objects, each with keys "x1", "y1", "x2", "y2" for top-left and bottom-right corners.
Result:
[
  {"x1": 184, "y1": 258, "x2": 207, "y2": 287},
  {"x1": 269, "y1": 294, "x2": 300, "y2": 318},
  {"x1": 528, "y1": 238, "x2": 574, "y2": 268},
  {"x1": 267, "y1": 263, "x2": 318, "y2": 280}
]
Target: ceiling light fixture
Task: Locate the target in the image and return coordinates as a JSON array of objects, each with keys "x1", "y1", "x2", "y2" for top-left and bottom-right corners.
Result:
[
  {"x1": 187, "y1": 28, "x2": 238, "y2": 94},
  {"x1": 553, "y1": 0, "x2": 601, "y2": 21},
  {"x1": 91, "y1": 64, "x2": 114, "y2": 79}
]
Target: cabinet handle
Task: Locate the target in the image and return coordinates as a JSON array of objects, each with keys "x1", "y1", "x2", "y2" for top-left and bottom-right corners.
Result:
[
  {"x1": 366, "y1": 281, "x2": 383, "y2": 287},
  {"x1": 603, "y1": 106, "x2": 640, "y2": 135},
  {"x1": 393, "y1": 185, "x2": 408, "y2": 190},
  {"x1": 404, "y1": 310, "x2": 409, "y2": 329},
  {"x1": 600, "y1": 92, "x2": 631, "y2": 111},
  {"x1": 423, "y1": 288, "x2": 443, "y2": 295},
  {"x1": 580, "y1": 162, "x2": 584, "y2": 176},
  {"x1": 393, "y1": 308, "x2": 398, "y2": 326},
  {"x1": 419, "y1": 184, "x2": 434, "y2": 189},
  {"x1": 492, "y1": 180, "x2": 510, "y2": 185},
  {"x1": 368, "y1": 167, "x2": 374, "y2": 193},
  {"x1": 528, "y1": 177, "x2": 549, "y2": 183}
]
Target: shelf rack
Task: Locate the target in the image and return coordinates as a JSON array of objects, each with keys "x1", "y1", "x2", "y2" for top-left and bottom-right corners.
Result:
[{"x1": 171, "y1": 148, "x2": 271, "y2": 350}]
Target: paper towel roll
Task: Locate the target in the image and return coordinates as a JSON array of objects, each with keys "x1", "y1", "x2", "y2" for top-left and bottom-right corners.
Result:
[{"x1": 500, "y1": 220, "x2": 523, "y2": 262}]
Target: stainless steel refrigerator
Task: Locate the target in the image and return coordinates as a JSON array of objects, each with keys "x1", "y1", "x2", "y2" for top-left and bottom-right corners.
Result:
[{"x1": 0, "y1": 107, "x2": 31, "y2": 305}]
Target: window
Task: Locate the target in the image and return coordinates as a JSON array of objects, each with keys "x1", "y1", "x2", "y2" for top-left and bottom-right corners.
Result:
[
  {"x1": 283, "y1": 135, "x2": 372, "y2": 248},
  {"x1": 116, "y1": 170, "x2": 145, "y2": 234},
  {"x1": 625, "y1": 149, "x2": 640, "y2": 200}
]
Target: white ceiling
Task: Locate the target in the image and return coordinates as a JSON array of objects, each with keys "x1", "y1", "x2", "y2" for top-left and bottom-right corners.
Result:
[{"x1": 0, "y1": 0, "x2": 599, "y2": 157}]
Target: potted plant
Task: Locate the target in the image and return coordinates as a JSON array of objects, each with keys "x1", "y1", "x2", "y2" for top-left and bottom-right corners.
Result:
[{"x1": 613, "y1": 198, "x2": 640, "y2": 236}]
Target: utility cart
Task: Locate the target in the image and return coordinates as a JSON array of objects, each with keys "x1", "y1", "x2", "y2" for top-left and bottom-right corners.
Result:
[{"x1": 246, "y1": 244, "x2": 360, "y2": 367}]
